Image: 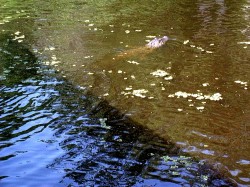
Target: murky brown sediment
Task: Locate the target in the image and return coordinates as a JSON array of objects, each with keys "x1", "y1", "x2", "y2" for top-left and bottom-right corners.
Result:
[{"x1": 32, "y1": 0, "x2": 250, "y2": 185}]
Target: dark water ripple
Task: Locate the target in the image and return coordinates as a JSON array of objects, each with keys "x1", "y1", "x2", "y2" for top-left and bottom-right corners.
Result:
[
  {"x1": 0, "y1": 5, "x2": 239, "y2": 187},
  {"x1": 0, "y1": 66, "x2": 235, "y2": 186}
]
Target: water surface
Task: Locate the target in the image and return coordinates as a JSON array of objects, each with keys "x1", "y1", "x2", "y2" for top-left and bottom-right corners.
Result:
[{"x1": 0, "y1": 0, "x2": 250, "y2": 186}]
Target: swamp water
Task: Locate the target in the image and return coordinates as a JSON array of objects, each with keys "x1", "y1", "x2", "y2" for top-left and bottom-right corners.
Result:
[{"x1": 0, "y1": 0, "x2": 250, "y2": 186}]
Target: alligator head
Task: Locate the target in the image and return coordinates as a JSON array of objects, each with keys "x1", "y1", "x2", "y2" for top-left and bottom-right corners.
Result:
[{"x1": 146, "y1": 36, "x2": 169, "y2": 48}]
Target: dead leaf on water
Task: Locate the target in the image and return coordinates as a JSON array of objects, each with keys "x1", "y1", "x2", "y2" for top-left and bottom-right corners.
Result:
[{"x1": 183, "y1": 40, "x2": 189, "y2": 44}]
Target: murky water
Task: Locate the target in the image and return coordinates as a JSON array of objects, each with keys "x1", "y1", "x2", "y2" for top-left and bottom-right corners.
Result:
[
  {"x1": 0, "y1": 0, "x2": 250, "y2": 186},
  {"x1": 0, "y1": 32, "x2": 233, "y2": 187}
]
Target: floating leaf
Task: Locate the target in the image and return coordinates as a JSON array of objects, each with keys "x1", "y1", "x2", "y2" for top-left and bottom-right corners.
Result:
[
  {"x1": 196, "y1": 106, "x2": 205, "y2": 111},
  {"x1": 146, "y1": 35, "x2": 156, "y2": 38},
  {"x1": 183, "y1": 40, "x2": 189, "y2": 44},
  {"x1": 169, "y1": 91, "x2": 223, "y2": 101},
  {"x1": 150, "y1": 70, "x2": 169, "y2": 77},
  {"x1": 202, "y1": 83, "x2": 209, "y2": 87},
  {"x1": 13, "y1": 35, "x2": 25, "y2": 41},
  {"x1": 15, "y1": 31, "x2": 21, "y2": 35},
  {"x1": 125, "y1": 30, "x2": 130, "y2": 34},
  {"x1": 127, "y1": 60, "x2": 139, "y2": 65},
  {"x1": 237, "y1": 41, "x2": 250, "y2": 45},
  {"x1": 164, "y1": 76, "x2": 173, "y2": 80},
  {"x1": 132, "y1": 89, "x2": 148, "y2": 98},
  {"x1": 206, "y1": 51, "x2": 213, "y2": 54}
]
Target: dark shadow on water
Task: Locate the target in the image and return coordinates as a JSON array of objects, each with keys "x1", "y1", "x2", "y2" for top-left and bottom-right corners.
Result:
[
  {"x1": 59, "y1": 95, "x2": 235, "y2": 187},
  {"x1": 0, "y1": 34, "x2": 236, "y2": 187},
  {"x1": 0, "y1": 34, "x2": 38, "y2": 85}
]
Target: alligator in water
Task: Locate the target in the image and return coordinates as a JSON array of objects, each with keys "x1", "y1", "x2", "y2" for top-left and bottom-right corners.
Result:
[
  {"x1": 91, "y1": 36, "x2": 171, "y2": 75},
  {"x1": 88, "y1": 36, "x2": 173, "y2": 95},
  {"x1": 146, "y1": 36, "x2": 169, "y2": 48},
  {"x1": 116, "y1": 36, "x2": 170, "y2": 59}
]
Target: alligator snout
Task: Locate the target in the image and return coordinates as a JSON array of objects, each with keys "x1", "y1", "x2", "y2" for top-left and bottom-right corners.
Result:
[{"x1": 146, "y1": 36, "x2": 169, "y2": 48}]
